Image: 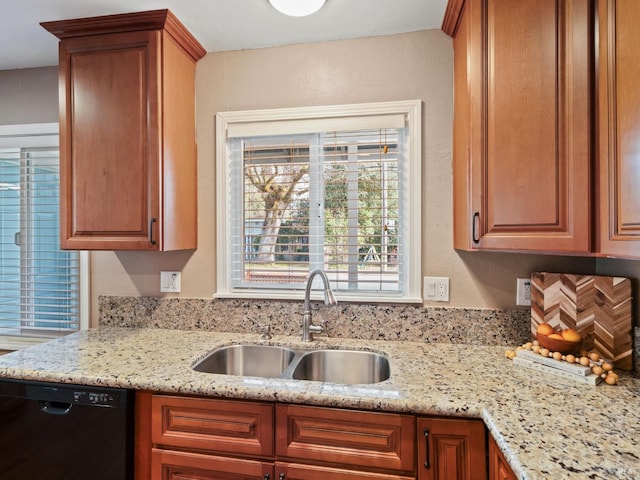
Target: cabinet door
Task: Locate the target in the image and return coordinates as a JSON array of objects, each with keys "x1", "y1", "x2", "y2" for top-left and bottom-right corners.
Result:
[
  {"x1": 275, "y1": 404, "x2": 415, "y2": 473},
  {"x1": 597, "y1": 0, "x2": 640, "y2": 258},
  {"x1": 276, "y1": 462, "x2": 415, "y2": 480},
  {"x1": 58, "y1": 30, "x2": 161, "y2": 250},
  {"x1": 488, "y1": 435, "x2": 517, "y2": 480},
  {"x1": 454, "y1": 0, "x2": 591, "y2": 253},
  {"x1": 44, "y1": 10, "x2": 203, "y2": 251},
  {"x1": 417, "y1": 417, "x2": 486, "y2": 480},
  {"x1": 152, "y1": 449, "x2": 273, "y2": 480},
  {"x1": 152, "y1": 395, "x2": 274, "y2": 457}
]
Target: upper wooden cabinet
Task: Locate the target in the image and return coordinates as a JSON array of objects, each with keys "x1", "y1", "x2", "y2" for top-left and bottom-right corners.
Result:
[
  {"x1": 446, "y1": 0, "x2": 592, "y2": 254},
  {"x1": 596, "y1": 0, "x2": 640, "y2": 257},
  {"x1": 445, "y1": 0, "x2": 640, "y2": 259},
  {"x1": 41, "y1": 10, "x2": 205, "y2": 250}
]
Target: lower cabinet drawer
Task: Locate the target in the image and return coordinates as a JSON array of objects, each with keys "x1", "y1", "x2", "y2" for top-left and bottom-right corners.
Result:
[
  {"x1": 152, "y1": 449, "x2": 273, "y2": 480},
  {"x1": 275, "y1": 404, "x2": 415, "y2": 473},
  {"x1": 276, "y1": 462, "x2": 416, "y2": 480},
  {"x1": 151, "y1": 395, "x2": 274, "y2": 457}
]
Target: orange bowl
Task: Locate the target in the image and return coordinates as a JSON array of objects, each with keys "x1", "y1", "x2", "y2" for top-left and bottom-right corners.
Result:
[{"x1": 536, "y1": 333, "x2": 582, "y2": 354}]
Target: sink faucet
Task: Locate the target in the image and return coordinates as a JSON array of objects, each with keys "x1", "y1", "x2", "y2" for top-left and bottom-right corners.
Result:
[{"x1": 302, "y1": 269, "x2": 337, "y2": 342}]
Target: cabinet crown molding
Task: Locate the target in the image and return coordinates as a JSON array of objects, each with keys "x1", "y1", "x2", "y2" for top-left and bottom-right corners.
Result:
[
  {"x1": 41, "y1": 9, "x2": 206, "y2": 62},
  {"x1": 442, "y1": 0, "x2": 466, "y2": 37}
]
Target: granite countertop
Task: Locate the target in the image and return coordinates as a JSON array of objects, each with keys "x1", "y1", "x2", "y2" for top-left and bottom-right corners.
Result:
[{"x1": 0, "y1": 327, "x2": 638, "y2": 479}]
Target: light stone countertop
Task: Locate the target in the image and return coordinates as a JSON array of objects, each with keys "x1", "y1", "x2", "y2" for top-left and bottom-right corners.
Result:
[{"x1": 0, "y1": 327, "x2": 638, "y2": 479}]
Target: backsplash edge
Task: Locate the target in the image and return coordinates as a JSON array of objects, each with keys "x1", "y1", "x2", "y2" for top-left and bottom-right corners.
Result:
[{"x1": 98, "y1": 295, "x2": 530, "y2": 346}]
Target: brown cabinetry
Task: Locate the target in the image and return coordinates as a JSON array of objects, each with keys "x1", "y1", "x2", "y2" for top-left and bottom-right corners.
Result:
[
  {"x1": 445, "y1": 0, "x2": 640, "y2": 259},
  {"x1": 275, "y1": 462, "x2": 414, "y2": 480},
  {"x1": 140, "y1": 394, "x2": 416, "y2": 480},
  {"x1": 417, "y1": 417, "x2": 487, "y2": 480},
  {"x1": 139, "y1": 393, "x2": 489, "y2": 480},
  {"x1": 446, "y1": 0, "x2": 591, "y2": 254},
  {"x1": 140, "y1": 394, "x2": 274, "y2": 479},
  {"x1": 596, "y1": 0, "x2": 640, "y2": 257},
  {"x1": 488, "y1": 435, "x2": 517, "y2": 480},
  {"x1": 152, "y1": 450, "x2": 273, "y2": 480},
  {"x1": 41, "y1": 10, "x2": 204, "y2": 250},
  {"x1": 275, "y1": 404, "x2": 415, "y2": 474},
  {"x1": 151, "y1": 395, "x2": 274, "y2": 457}
]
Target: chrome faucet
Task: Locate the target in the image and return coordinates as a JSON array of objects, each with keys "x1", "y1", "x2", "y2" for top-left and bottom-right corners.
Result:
[{"x1": 302, "y1": 269, "x2": 338, "y2": 342}]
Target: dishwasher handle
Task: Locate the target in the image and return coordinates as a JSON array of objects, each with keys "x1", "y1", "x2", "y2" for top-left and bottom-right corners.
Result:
[{"x1": 39, "y1": 400, "x2": 72, "y2": 415}]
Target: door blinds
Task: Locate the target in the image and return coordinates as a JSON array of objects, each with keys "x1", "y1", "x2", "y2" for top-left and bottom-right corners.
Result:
[{"x1": 0, "y1": 146, "x2": 80, "y2": 339}]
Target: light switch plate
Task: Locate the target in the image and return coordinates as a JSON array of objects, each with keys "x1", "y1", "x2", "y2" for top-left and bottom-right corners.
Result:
[
  {"x1": 161, "y1": 271, "x2": 181, "y2": 293},
  {"x1": 424, "y1": 276, "x2": 449, "y2": 302}
]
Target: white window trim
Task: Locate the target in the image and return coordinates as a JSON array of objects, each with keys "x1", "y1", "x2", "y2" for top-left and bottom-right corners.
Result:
[
  {"x1": 215, "y1": 100, "x2": 422, "y2": 303},
  {"x1": 0, "y1": 123, "x2": 89, "y2": 351}
]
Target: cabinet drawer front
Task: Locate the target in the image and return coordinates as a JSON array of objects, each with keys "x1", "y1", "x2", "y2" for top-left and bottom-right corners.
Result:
[
  {"x1": 152, "y1": 448, "x2": 273, "y2": 480},
  {"x1": 275, "y1": 404, "x2": 415, "y2": 473},
  {"x1": 277, "y1": 462, "x2": 415, "y2": 480},
  {"x1": 152, "y1": 395, "x2": 274, "y2": 457}
]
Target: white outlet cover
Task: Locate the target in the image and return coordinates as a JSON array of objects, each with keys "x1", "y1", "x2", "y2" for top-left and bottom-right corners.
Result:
[
  {"x1": 516, "y1": 278, "x2": 531, "y2": 306},
  {"x1": 161, "y1": 271, "x2": 181, "y2": 293},
  {"x1": 424, "y1": 276, "x2": 449, "y2": 302}
]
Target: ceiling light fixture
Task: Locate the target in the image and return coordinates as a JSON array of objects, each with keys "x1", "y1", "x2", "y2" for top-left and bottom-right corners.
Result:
[{"x1": 268, "y1": 0, "x2": 326, "y2": 17}]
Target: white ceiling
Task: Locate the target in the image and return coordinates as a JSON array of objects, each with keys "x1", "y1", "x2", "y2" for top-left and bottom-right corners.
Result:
[{"x1": 0, "y1": 0, "x2": 448, "y2": 71}]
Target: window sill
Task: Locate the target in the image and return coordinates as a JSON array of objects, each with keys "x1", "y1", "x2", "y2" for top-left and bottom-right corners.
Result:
[
  {"x1": 213, "y1": 290, "x2": 423, "y2": 305},
  {"x1": 0, "y1": 335, "x2": 57, "y2": 351}
]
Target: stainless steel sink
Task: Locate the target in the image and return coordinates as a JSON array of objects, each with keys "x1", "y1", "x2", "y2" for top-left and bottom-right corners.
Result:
[
  {"x1": 193, "y1": 344, "x2": 296, "y2": 378},
  {"x1": 291, "y1": 349, "x2": 390, "y2": 384},
  {"x1": 193, "y1": 344, "x2": 391, "y2": 384}
]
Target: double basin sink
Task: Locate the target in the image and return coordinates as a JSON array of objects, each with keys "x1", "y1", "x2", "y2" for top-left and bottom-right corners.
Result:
[{"x1": 193, "y1": 344, "x2": 390, "y2": 385}]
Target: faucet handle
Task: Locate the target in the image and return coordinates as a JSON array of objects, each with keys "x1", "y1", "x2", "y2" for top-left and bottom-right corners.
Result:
[
  {"x1": 308, "y1": 324, "x2": 322, "y2": 334},
  {"x1": 261, "y1": 325, "x2": 272, "y2": 340}
]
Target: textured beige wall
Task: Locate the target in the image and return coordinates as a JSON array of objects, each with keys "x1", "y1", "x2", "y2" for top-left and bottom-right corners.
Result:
[
  {"x1": 0, "y1": 67, "x2": 58, "y2": 125},
  {"x1": 89, "y1": 30, "x2": 599, "y2": 324}
]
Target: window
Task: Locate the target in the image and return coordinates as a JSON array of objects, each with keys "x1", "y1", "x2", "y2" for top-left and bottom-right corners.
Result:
[
  {"x1": 216, "y1": 101, "x2": 422, "y2": 302},
  {"x1": 0, "y1": 124, "x2": 88, "y2": 350}
]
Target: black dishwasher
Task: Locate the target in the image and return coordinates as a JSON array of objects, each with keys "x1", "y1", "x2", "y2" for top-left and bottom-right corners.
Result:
[{"x1": 0, "y1": 379, "x2": 134, "y2": 480}]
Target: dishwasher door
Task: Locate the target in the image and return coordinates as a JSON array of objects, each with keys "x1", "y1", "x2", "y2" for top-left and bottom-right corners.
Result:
[{"x1": 0, "y1": 379, "x2": 134, "y2": 480}]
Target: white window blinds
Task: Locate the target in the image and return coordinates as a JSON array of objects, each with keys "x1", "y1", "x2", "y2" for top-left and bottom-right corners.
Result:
[
  {"x1": 217, "y1": 100, "x2": 422, "y2": 302},
  {"x1": 0, "y1": 145, "x2": 80, "y2": 340},
  {"x1": 231, "y1": 129, "x2": 405, "y2": 294}
]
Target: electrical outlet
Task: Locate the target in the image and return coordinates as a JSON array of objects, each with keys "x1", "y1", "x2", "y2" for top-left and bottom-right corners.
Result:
[
  {"x1": 161, "y1": 271, "x2": 181, "y2": 293},
  {"x1": 516, "y1": 278, "x2": 531, "y2": 306},
  {"x1": 424, "y1": 276, "x2": 449, "y2": 302}
]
